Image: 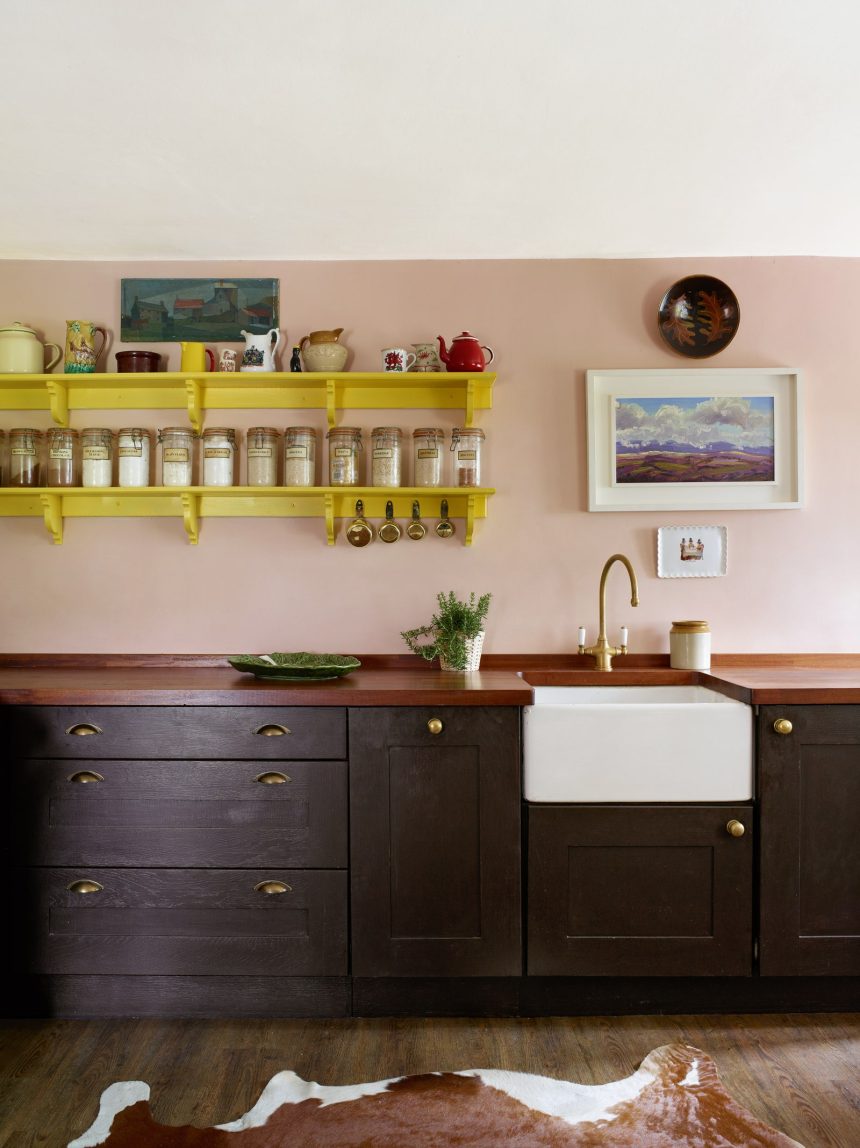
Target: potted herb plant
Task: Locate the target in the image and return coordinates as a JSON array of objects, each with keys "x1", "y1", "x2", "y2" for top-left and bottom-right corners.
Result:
[{"x1": 401, "y1": 590, "x2": 492, "y2": 671}]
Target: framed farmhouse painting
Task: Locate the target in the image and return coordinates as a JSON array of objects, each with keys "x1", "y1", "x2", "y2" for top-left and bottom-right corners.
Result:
[
  {"x1": 120, "y1": 278, "x2": 279, "y2": 342},
  {"x1": 586, "y1": 368, "x2": 803, "y2": 511}
]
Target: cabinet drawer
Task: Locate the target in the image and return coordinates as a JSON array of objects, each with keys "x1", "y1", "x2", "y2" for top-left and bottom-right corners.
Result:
[
  {"x1": 12, "y1": 759, "x2": 347, "y2": 868},
  {"x1": 8, "y1": 706, "x2": 346, "y2": 760},
  {"x1": 21, "y1": 868, "x2": 347, "y2": 976}
]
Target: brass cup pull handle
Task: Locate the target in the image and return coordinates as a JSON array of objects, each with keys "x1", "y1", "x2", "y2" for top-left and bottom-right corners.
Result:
[
  {"x1": 67, "y1": 880, "x2": 103, "y2": 894},
  {"x1": 66, "y1": 723, "x2": 102, "y2": 736},
  {"x1": 254, "y1": 724, "x2": 291, "y2": 737},
  {"x1": 427, "y1": 718, "x2": 443, "y2": 735},
  {"x1": 254, "y1": 880, "x2": 291, "y2": 895},
  {"x1": 69, "y1": 770, "x2": 105, "y2": 784},
  {"x1": 726, "y1": 819, "x2": 746, "y2": 838},
  {"x1": 773, "y1": 718, "x2": 793, "y2": 736},
  {"x1": 255, "y1": 771, "x2": 291, "y2": 785}
]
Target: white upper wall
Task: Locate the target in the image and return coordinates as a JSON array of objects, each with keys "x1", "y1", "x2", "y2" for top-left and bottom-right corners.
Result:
[{"x1": 3, "y1": 0, "x2": 859, "y2": 259}]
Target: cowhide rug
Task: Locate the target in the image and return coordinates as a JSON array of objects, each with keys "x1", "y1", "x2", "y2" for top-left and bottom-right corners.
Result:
[{"x1": 68, "y1": 1042, "x2": 802, "y2": 1147}]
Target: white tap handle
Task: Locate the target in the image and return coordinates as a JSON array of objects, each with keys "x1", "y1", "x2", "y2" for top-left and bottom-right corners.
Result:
[
  {"x1": 620, "y1": 626, "x2": 628, "y2": 647},
  {"x1": 578, "y1": 626, "x2": 586, "y2": 647}
]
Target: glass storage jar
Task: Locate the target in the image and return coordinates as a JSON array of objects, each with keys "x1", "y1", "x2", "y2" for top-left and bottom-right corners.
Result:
[
  {"x1": 327, "y1": 426, "x2": 362, "y2": 486},
  {"x1": 81, "y1": 428, "x2": 113, "y2": 487},
  {"x1": 159, "y1": 427, "x2": 195, "y2": 487},
  {"x1": 9, "y1": 428, "x2": 43, "y2": 487},
  {"x1": 202, "y1": 427, "x2": 237, "y2": 486},
  {"x1": 0, "y1": 428, "x2": 5, "y2": 485},
  {"x1": 371, "y1": 426, "x2": 402, "y2": 486},
  {"x1": 451, "y1": 426, "x2": 485, "y2": 487},
  {"x1": 118, "y1": 428, "x2": 151, "y2": 487},
  {"x1": 47, "y1": 427, "x2": 80, "y2": 487},
  {"x1": 246, "y1": 426, "x2": 280, "y2": 486},
  {"x1": 412, "y1": 427, "x2": 444, "y2": 487},
  {"x1": 284, "y1": 426, "x2": 317, "y2": 486}
]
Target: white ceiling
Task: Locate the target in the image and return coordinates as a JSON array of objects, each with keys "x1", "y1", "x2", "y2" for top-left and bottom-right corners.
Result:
[{"x1": 3, "y1": 0, "x2": 860, "y2": 260}]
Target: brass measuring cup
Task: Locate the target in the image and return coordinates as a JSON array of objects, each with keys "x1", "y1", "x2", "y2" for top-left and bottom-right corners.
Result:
[
  {"x1": 406, "y1": 500, "x2": 426, "y2": 540},
  {"x1": 345, "y1": 499, "x2": 374, "y2": 547},
  {"x1": 378, "y1": 500, "x2": 402, "y2": 543},
  {"x1": 435, "y1": 498, "x2": 455, "y2": 539}
]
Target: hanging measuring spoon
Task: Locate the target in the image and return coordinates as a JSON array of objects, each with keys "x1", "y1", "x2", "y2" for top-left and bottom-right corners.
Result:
[
  {"x1": 435, "y1": 498, "x2": 455, "y2": 539},
  {"x1": 406, "y1": 500, "x2": 426, "y2": 540},
  {"x1": 378, "y1": 500, "x2": 402, "y2": 543}
]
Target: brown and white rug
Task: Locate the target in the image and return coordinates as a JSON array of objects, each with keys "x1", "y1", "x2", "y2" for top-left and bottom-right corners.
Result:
[{"x1": 68, "y1": 1042, "x2": 802, "y2": 1146}]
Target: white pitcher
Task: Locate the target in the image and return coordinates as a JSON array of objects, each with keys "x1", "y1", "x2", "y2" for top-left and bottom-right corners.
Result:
[{"x1": 240, "y1": 327, "x2": 282, "y2": 372}]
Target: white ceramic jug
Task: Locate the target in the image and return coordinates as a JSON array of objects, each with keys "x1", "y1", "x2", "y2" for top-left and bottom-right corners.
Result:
[{"x1": 240, "y1": 328, "x2": 282, "y2": 372}]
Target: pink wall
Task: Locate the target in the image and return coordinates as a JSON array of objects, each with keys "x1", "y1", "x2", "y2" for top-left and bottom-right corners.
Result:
[{"x1": 1, "y1": 257, "x2": 857, "y2": 655}]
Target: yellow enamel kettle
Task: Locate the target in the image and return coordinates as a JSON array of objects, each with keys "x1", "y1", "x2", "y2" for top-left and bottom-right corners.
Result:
[{"x1": 0, "y1": 322, "x2": 62, "y2": 373}]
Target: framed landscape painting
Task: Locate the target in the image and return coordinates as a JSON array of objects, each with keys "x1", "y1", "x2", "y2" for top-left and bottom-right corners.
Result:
[
  {"x1": 120, "y1": 278, "x2": 279, "y2": 342},
  {"x1": 586, "y1": 368, "x2": 803, "y2": 511}
]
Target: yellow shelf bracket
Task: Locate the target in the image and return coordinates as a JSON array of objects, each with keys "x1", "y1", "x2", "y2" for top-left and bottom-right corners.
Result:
[
  {"x1": 39, "y1": 493, "x2": 63, "y2": 544},
  {"x1": 465, "y1": 494, "x2": 477, "y2": 547},
  {"x1": 185, "y1": 379, "x2": 203, "y2": 433},
  {"x1": 325, "y1": 379, "x2": 338, "y2": 427},
  {"x1": 324, "y1": 493, "x2": 335, "y2": 545},
  {"x1": 46, "y1": 381, "x2": 69, "y2": 426},
  {"x1": 180, "y1": 493, "x2": 200, "y2": 545},
  {"x1": 465, "y1": 378, "x2": 478, "y2": 427}
]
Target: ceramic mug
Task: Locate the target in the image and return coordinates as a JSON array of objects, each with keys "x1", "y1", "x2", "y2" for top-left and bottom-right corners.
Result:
[
  {"x1": 382, "y1": 347, "x2": 417, "y2": 373},
  {"x1": 218, "y1": 349, "x2": 238, "y2": 373},
  {"x1": 180, "y1": 342, "x2": 216, "y2": 372},
  {"x1": 64, "y1": 321, "x2": 108, "y2": 374}
]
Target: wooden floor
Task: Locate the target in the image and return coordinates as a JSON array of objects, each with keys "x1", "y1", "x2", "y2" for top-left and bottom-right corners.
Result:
[{"x1": 0, "y1": 1013, "x2": 857, "y2": 1146}]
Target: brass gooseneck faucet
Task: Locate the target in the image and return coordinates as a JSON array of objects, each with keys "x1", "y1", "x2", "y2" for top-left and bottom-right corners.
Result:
[{"x1": 578, "y1": 553, "x2": 640, "y2": 671}]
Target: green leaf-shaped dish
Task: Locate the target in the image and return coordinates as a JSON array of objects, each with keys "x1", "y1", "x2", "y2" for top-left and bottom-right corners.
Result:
[{"x1": 228, "y1": 652, "x2": 361, "y2": 681}]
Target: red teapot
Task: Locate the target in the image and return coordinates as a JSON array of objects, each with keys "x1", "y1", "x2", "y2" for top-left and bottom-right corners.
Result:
[{"x1": 437, "y1": 331, "x2": 495, "y2": 373}]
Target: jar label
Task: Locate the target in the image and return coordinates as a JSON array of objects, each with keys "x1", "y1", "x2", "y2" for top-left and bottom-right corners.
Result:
[
  {"x1": 457, "y1": 450, "x2": 477, "y2": 460},
  {"x1": 204, "y1": 448, "x2": 232, "y2": 459},
  {"x1": 334, "y1": 447, "x2": 353, "y2": 457},
  {"x1": 373, "y1": 448, "x2": 393, "y2": 459},
  {"x1": 163, "y1": 447, "x2": 189, "y2": 462},
  {"x1": 286, "y1": 446, "x2": 308, "y2": 459},
  {"x1": 12, "y1": 447, "x2": 35, "y2": 456},
  {"x1": 248, "y1": 447, "x2": 273, "y2": 458},
  {"x1": 83, "y1": 446, "x2": 110, "y2": 460},
  {"x1": 417, "y1": 448, "x2": 439, "y2": 459},
  {"x1": 50, "y1": 447, "x2": 73, "y2": 459},
  {"x1": 119, "y1": 446, "x2": 143, "y2": 457}
]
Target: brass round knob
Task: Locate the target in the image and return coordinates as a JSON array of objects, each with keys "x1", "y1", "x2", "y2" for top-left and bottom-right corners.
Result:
[
  {"x1": 726, "y1": 819, "x2": 745, "y2": 838},
  {"x1": 254, "y1": 724, "x2": 291, "y2": 737},
  {"x1": 69, "y1": 770, "x2": 105, "y2": 784},
  {"x1": 66, "y1": 723, "x2": 102, "y2": 736},
  {"x1": 255, "y1": 771, "x2": 291, "y2": 785},
  {"x1": 254, "y1": 880, "x2": 291, "y2": 895},
  {"x1": 773, "y1": 718, "x2": 793, "y2": 736},
  {"x1": 67, "y1": 880, "x2": 103, "y2": 894},
  {"x1": 427, "y1": 718, "x2": 443, "y2": 735}
]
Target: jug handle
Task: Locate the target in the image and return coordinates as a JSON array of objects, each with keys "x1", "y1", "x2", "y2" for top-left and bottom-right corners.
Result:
[
  {"x1": 481, "y1": 344, "x2": 495, "y2": 367},
  {"x1": 94, "y1": 326, "x2": 109, "y2": 365},
  {"x1": 270, "y1": 328, "x2": 283, "y2": 354},
  {"x1": 299, "y1": 334, "x2": 310, "y2": 352},
  {"x1": 44, "y1": 343, "x2": 62, "y2": 372}
]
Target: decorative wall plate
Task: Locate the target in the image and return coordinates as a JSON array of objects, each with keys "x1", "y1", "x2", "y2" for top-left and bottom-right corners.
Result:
[
  {"x1": 657, "y1": 525, "x2": 727, "y2": 577},
  {"x1": 228, "y1": 652, "x2": 361, "y2": 680},
  {"x1": 658, "y1": 275, "x2": 740, "y2": 358}
]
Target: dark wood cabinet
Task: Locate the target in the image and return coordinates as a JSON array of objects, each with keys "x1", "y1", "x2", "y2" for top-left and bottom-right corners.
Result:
[
  {"x1": 758, "y1": 705, "x2": 860, "y2": 975},
  {"x1": 349, "y1": 706, "x2": 521, "y2": 977},
  {"x1": 528, "y1": 804, "x2": 753, "y2": 976}
]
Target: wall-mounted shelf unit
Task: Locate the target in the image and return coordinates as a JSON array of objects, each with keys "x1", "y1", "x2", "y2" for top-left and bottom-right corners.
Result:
[
  {"x1": 0, "y1": 487, "x2": 494, "y2": 546},
  {"x1": 0, "y1": 371, "x2": 495, "y2": 432}
]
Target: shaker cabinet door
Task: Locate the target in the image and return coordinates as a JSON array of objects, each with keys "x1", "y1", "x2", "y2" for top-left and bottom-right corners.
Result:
[{"x1": 349, "y1": 706, "x2": 521, "y2": 977}]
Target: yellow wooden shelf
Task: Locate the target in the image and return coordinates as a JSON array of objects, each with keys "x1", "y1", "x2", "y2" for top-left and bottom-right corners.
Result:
[
  {"x1": 0, "y1": 371, "x2": 495, "y2": 431},
  {"x1": 0, "y1": 487, "x2": 494, "y2": 546}
]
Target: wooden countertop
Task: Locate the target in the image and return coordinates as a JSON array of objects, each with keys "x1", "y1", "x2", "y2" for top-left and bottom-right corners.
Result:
[{"x1": 1, "y1": 657, "x2": 859, "y2": 705}]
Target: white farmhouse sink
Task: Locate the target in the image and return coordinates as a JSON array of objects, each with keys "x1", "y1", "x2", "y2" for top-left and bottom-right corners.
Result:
[{"x1": 523, "y1": 685, "x2": 752, "y2": 802}]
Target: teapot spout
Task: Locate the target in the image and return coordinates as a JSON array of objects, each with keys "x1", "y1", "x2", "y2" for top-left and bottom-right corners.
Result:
[{"x1": 436, "y1": 335, "x2": 449, "y2": 364}]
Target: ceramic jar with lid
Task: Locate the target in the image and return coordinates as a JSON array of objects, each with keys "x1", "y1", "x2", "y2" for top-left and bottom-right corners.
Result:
[
  {"x1": 246, "y1": 427, "x2": 280, "y2": 486},
  {"x1": 669, "y1": 620, "x2": 711, "y2": 670}
]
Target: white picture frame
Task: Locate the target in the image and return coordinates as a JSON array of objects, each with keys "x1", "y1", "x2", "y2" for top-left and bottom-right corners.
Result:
[
  {"x1": 657, "y1": 525, "x2": 727, "y2": 578},
  {"x1": 586, "y1": 368, "x2": 803, "y2": 511}
]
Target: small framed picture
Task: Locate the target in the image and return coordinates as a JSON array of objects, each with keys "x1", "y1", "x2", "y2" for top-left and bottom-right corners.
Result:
[{"x1": 657, "y1": 525, "x2": 727, "y2": 578}]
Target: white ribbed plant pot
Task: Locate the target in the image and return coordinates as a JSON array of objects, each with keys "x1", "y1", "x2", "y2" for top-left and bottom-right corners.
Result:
[{"x1": 439, "y1": 630, "x2": 485, "y2": 672}]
